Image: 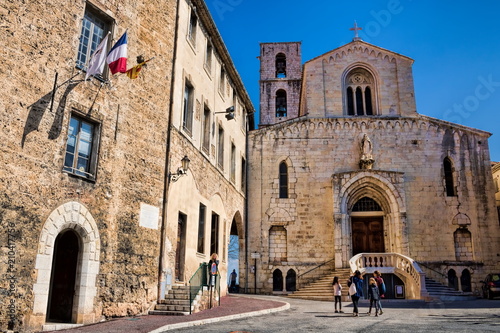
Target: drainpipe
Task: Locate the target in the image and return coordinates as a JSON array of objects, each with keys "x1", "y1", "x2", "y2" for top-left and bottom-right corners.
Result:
[{"x1": 158, "y1": 0, "x2": 180, "y2": 302}]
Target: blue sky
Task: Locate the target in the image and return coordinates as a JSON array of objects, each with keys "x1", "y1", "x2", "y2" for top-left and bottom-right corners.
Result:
[{"x1": 206, "y1": 0, "x2": 500, "y2": 162}]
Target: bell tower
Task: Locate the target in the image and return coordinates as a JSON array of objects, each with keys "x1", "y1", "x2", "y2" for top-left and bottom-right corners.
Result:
[{"x1": 259, "y1": 42, "x2": 302, "y2": 127}]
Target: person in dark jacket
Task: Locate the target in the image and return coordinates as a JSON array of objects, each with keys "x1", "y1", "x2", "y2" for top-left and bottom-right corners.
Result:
[
  {"x1": 367, "y1": 277, "x2": 381, "y2": 316},
  {"x1": 348, "y1": 270, "x2": 364, "y2": 316}
]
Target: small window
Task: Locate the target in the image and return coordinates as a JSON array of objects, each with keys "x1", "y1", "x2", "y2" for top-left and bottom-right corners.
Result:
[
  {"x1": 183, "y1": 81, "x2": 194, "y2": 135},
  {"x1": 210, "y1": 212, "x2": 219, "y2": 255},
  {"x1": 205, "y1": 41, "x2": 213, "y2": 73},
  {"x1": 275, "y1": 53, "x2": 286, "y2": 78},
  {"x1": 197, "y1": 204, "x2": 206, "y2": 254},
  {"x1": 63, "y1": 114, "x2": 99, "y2": 180},
  {"x1": 188, "y1": 9, "x2": 197, "y2": 44},
  {"x1": 276, "y1": 90, "x2": 287, "y2": 118},
  {"x1": 241, "y1": 157, "x2": 246, "y2": 192},
  {"x1": 230, "y1": 143, "x2": 236, "y2": 183},
  {"x1": 76, "y1": 5, "x2": 111, "y2": 74},
  {"x1": 279, "y1": 161, "x2": 288, "y2": 198},
  {"x1": 444, "y1": 157, "x2": 456, "y2": 196},
  {"x1": 219, "y1": 68, "x2": 226, "y2": 96},
  {"x1": 202, "y1": 105, "x2": 211, "y2": 154},
  {"x1": 217, "y1": 125, "x2": 224, "y2": 170},
  {"x1": 495, "y1": 177, "x2": 499, "y2": 193}
]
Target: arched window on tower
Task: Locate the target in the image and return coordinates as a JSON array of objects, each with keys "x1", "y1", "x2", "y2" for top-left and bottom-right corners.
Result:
[
  {"x1": 345, "y1": 68, "x2": 376, "y2": 116},
  {"x1": 444, "y1": 157, "x2": 456, "y2": 196},
  {"x1": 279, "y1": 161, "x2": 288, "y2": 198},
  {"x1": 276, "y1": 53, "x2": 286, "y2": 78},
  {"x1": 276, "y1": 90, "x2": 287, "y2": 118}
]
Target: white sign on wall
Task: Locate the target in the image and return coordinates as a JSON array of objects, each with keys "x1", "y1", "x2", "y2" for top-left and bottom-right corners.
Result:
[{"x1": 139, "y1": 203, "x2": 160, "y2": 230}]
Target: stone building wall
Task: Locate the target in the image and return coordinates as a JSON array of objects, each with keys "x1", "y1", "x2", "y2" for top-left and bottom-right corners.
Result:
[
  {"x1": 247, "y1": 116, "x2": 500, "y2": 294},
  {"x1": 0, "y1": 0, "x2": 176, "y2": 331},
  {"x1": 160, "y1": 0, "x2": 254, "y2": 298}
]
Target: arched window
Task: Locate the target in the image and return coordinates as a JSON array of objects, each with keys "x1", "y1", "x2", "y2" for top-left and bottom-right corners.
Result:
[
  {"x1": 286, "y1": 269, "x2": 297, "y2": 292},
  {"x1": 444, "y1": 157, "x2": 456, "y2": 196},
  {"x1": 345, "y1": 68, "x2": 376, "y2": 116},
  {"x1": 448, "y1": 269, "x2": 458, "y2": 291},
  {"x1": 276, "y1": 90, "x2": 287, "y2": 118},
  {"x1": 276, "y1": 53, "x2": 286, "y2": 78},
  {"x1": 352, "y1": 197, "x2": 382, "y2": 211},
  {"x1": 461, "y1": 269, "x2": 471, "y2": 292},
  {"x1": 273, "y1": 269, "x2": 283, "y2": 291},
  {"x1": 279, "y1": 161, "x2": 288, "y2": 198}
]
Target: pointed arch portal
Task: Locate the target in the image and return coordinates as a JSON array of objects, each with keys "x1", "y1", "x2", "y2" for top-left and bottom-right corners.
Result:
[{"x1": 333, "y1": 170, "x2": 408, "y2": 268}]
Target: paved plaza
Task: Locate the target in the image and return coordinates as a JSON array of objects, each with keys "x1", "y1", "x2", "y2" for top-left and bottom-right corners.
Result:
[{"x1": 45, "y1": 294, "x2": 500, "y2": 333}]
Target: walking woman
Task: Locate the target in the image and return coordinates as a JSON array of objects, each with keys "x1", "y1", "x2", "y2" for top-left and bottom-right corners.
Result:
[{"x1": 348, "y1": 270, "x2": 364, "y2": 316}]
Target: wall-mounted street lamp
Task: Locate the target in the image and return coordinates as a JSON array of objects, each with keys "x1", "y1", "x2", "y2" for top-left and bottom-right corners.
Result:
[
  {"x1": 169, "y1": 155, "x2": 190, "y2": 183},
  {"x1": 215, "y1": 106, "x2": 235, "y2": 120}
]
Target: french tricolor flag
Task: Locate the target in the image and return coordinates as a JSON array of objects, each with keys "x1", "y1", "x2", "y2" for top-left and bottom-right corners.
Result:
[{"x1": 106, "y1": 31, "x2": 128, "y2": 74}]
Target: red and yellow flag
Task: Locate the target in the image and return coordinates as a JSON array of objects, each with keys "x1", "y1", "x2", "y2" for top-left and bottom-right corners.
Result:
[{"x1": 125, "y1": 57, "x2": 154, "y2": 79}]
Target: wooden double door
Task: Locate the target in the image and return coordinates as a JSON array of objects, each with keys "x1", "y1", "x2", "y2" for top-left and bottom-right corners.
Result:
[{"x1": 351, "y1": 216, "x2": 385, "y2": 255}]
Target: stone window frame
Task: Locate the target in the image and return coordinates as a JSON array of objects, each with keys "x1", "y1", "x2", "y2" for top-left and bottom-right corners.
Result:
[
  {"x1": 187, "y1": 8, "x2": 198, "y2": 48},
  {"x1": 204, "y1": 40, "x2": 213, "y2": 75},
  {"x1": 269, "y1": 225, "x2": 287, "y2": 264},
  {"x1": 443, "y1": 157, "x2": 457, "y2": 197},
  {"x1": 342, "y1": 64, "x2": 379, "y2": 116},
  {"x1": 275, "y1": 89, "x2": 287, "y2": 118},
  {"x1": 275, "y1": 53, "x2": 287, "y2": 78},
  {"x1": 278, "y1": 161, "x2": 288, "y2": 198},
  {"x1": 230, "y1": 141, "x2": 236, "y2": 184},
  {"x1": 182, "y1": 79, "x2": 195, "y2": 137},
  {"x1": 217, "y1": 124, "x2": 224, "y2": 171},
  {"x1": 63, "y1": 112, "x2": 101, "y2": 181},
  {"x1": 197, "y1": 203, "x2": 206, "y2": 254},
  {"x1": 201, "y1": 103, "x2": 211, "y2": 155},
  {"x1": 76, "y1": 3, "x2": 113, "y2": 79}
]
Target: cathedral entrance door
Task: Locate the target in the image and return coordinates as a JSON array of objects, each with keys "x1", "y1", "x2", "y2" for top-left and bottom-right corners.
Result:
[
  {"x1": 351, "y1": 216, "x2": 384, "y2": 255},
  {"x1": 46, "y1": 230, "x2": 79, "y2": 323}
]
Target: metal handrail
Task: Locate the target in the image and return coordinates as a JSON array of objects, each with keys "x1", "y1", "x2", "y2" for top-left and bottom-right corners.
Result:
[
  {"x1": 297, "y1": 258, "x2": 335, "y2": 278},
  {"x1": 416, "y1": 261, "x2": 448, "y2": 279},
  {"x1": 188, "y1": 263, "x2": 208, "y2": 314}
]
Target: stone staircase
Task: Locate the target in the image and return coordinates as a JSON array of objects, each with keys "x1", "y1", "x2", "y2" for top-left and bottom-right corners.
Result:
[
  {"x1": 287, "y1": 268, "x2": 352, "y2": 301},
  {"x1": 424, "y1": 277, "x2": 477, "y2": 301},
  {"x1": 149, "y1": 285, "x2": 191, "y2": 315}
]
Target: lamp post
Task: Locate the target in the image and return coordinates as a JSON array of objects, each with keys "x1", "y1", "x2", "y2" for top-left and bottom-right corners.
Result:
[
  {"x1": 168, "y1": 155, "x2": 190, "y2": 183},
  {"x1": 215, "y1": 106, "x2": 235, "y2": 120}
]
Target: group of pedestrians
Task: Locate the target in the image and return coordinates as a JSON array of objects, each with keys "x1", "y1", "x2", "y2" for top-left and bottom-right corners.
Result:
[{"x1": 332, "y1": 270, "x2": 385, "y2": 317}]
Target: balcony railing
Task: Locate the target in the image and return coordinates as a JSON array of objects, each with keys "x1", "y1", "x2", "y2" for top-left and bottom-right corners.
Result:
[{"x1": 349, "y1": 253, "x2": 429, "y2": 299}]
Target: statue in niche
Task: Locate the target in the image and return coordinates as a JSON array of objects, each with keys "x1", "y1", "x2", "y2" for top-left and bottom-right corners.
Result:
[{"x1": 359, "y1": 133, "x2": 375, "y2": 169}]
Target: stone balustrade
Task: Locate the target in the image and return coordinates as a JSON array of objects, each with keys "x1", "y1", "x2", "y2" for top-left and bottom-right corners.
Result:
[{"x1": 349, "y1": 253, "x2": 429, "y2": 299}]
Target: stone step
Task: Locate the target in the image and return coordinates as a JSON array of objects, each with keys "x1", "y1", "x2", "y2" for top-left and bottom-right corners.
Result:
[
  {"x1": 152, "y1": 285, "x2": 193, "y2": 315},
  {"x1": 424, "y1": 278, "x2": 477, "y2": 301},
  {"x1": 149, "y1": 310, "x2": 190, "y2": 316}
]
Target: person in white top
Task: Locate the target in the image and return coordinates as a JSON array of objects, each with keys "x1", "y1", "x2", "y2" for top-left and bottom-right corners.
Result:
[{"x1": 332, "y1": 276, "x2": 343, "y2": 313}]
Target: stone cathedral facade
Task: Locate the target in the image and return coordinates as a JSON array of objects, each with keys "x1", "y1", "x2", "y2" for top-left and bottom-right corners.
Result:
[{"x1": 246, "y1": 39, "x2": 500, "y2": 297}]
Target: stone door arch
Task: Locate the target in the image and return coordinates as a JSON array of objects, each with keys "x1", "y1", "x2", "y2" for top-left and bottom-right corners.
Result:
[
  {"x1": 333, "y1": 171, "x2": 408, "y2": 268},
  {"x1": 29, "y1": 201, "x2": 100, "y2": 329}
]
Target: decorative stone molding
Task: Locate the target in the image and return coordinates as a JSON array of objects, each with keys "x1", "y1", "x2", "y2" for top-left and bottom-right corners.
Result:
[{"x1": 29, "y1": 201, "x2": 100, "y2": 330}]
